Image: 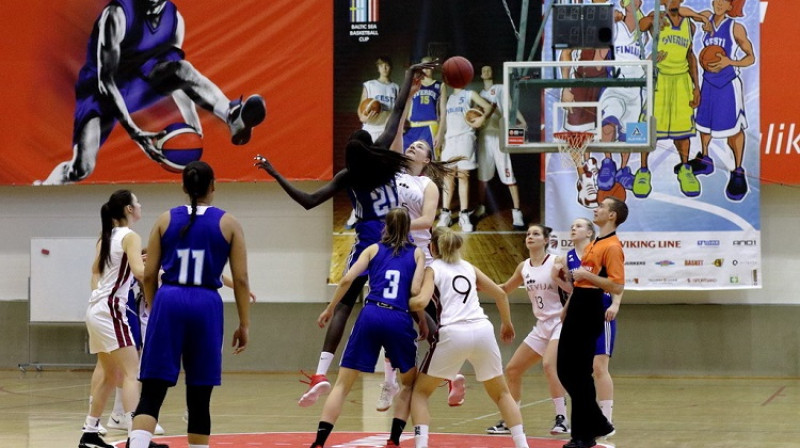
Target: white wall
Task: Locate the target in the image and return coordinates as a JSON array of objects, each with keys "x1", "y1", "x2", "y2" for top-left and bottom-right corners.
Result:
[{"x1": 0, "y1": 182, "x2": 796, "y2": 304}]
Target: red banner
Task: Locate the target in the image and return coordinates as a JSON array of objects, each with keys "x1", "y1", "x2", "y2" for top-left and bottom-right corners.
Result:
[
  {"x1": 0, "y1": 0, "x2": 332, "y2": 185},
  {"x1": 761, "y1": 1, "x2": 800, "y2": 184}
]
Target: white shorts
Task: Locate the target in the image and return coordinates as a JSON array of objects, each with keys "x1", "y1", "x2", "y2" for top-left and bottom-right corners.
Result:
[
  {"x1": 442, "y1": 133, "x2": 477, "y2": 170},
  {"x1": 478, "y1": 129, "x2": 516, "y2": 184},
  {"x1": 523, "y1": 317, "x2": 562, "y2": 356},
  {"x1": 421, "y1": 319, "x2": 503, "y2": 382},
  {"x1": 600, "y1": 87, "x2": 644, "y2": 138},
  {"x1": 86, "y1": 296, "x2": 135, "y2": 354},
  {"x1": 362, "y1": 123, "x2": 386, "y2": 143}
]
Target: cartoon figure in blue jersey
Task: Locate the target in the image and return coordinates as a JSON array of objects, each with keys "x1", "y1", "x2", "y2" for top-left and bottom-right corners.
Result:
[{"x1": 38, "y1": 0, "x2": 266, "y2": 185}]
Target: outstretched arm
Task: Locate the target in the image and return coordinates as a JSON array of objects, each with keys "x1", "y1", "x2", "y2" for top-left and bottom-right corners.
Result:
[
  {"x1": 374, "y1": 61, "x2": 438, "y2": 148},
  {"x1": 254, "y1": 155, "x2": 349, "y2": 209}
]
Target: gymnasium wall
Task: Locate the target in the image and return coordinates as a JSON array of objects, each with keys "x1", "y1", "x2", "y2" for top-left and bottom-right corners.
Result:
[{"x1": 1, "y1": 183, "x2": 798, "y2": 375}]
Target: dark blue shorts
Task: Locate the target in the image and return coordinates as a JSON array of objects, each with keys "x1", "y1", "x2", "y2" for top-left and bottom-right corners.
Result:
[{"x1": 340, "y1": 303, "x2": 418, "y2": 373}]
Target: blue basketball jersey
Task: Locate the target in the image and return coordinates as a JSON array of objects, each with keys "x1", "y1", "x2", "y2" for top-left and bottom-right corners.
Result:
[
  {"x1": 408, "y1": 81, "x2": 442, "y2": 123},
  {"x1": 365, "y1": 243, "x2": 417, "y2": 312},
  {"x1": 159, "y1": 205, "x2": 230, "y2": 289},
  {"x1": 347, "y1": 177, "x2": 400, "y2": 221},
  {"x1": 702, "y1": 16, "x2": 739, "y2": 87}
]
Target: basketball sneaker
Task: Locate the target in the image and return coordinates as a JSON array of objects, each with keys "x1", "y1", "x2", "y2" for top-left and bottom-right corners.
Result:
[
  {"x1": 298, "y1": 371, "x2": 331, "y2": 407},
  {"x1": 106, "y1": 412, "x2": 128, "y2": 431},
  {"x1": 576, "y1": 158, "x2": 599, "y2": 208},
  {"x1": 550, "y1": 414, "x2": 571, "y2": 435},
  {"x1": 447, "y1": 373, "x2": 466, "y2": 406},
  {"x1": 673, "y1": 151, "x2": 714, "y2": 176},
  {"x1": 227, "y1": 95, "x2": 267, "y2": 145},
  {"x1": 632, "y1": 167, "x2": 652, "y2": 198},
  {"x1": 344, "y1": 209, "x2": 358, "y2": 230},
  {"x1": 596, "y1": 158, "x2": 617, "y2": 191},
  {"x1": 376, "y1": 379, "x2": 400, "y2": 412},
  {"x1": 458, "y1": 212, "x2": 473, "y2": 233},
  {"x1": 78, "y1": 431, "x2": 114, "y2": 448},
  {"x1": 676, "y1": 164, "x2": 701, "y2": 197},
  {"x1": 512, "y1": 208, "x2": 525, "y2": 230},
  {"x1": 486, "y1": 420, "x2": 510, "y2": 435},
  {"x1": 82, "y1": 423, "x2": 107, "y2": 436},
  {"x1": 436, "y1": 209, "x2": 451, "y2": 228},
  {"x1": 615, "y1": 166, "x2": 634, "y2": 190},
  {"x1": 726, "y1": 167, "x2": 748, "y2": 201},
  {"x1": 36, "y1": 161, "x2": 73, "y2": 186},
  {"x1": 124, "y1": 440, "x2": 170, "y2": 448}
]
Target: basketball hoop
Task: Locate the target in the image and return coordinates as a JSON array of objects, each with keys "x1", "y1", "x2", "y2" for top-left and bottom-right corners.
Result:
[{"x1": 553, "y1": 131, "x2": 595, "y2": 169}]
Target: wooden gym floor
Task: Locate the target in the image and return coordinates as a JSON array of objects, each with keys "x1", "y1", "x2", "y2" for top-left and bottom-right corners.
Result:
[{"x1": 3, "y1": 369, "x2": 799, "y2": 447}]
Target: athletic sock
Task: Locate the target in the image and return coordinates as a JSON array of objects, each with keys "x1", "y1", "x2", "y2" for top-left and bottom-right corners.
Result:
[
  {"x1": 599, "y1": 399, "x2": 613, "y2": 423},
  {"x1": 414, "y1": 424, "x2": 429, "y2": 448},
  {"x1": 554, "y1": 396, "x2": 567, "y2": 417},
  {"x1": 128, "y1": 429, "x2": 153, "y2": 448},
  {"x1": 316, "y1": 352, "x2": 334, "y2": 376},
  {"x1": 383, "y1": 359, "x2": 396, "y2": 384}
]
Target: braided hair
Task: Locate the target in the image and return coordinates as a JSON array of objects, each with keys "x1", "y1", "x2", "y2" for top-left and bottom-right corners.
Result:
[
  {"x1": 179, "y1": 161, "x2": 215, "y2": 239},
  {"x1": 97, "y1": 190, "x2": 133, "y2": 275}
]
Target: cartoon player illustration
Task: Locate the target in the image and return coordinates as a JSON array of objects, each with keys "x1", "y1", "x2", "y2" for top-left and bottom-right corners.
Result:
[
  {"x1": 638, "y1": 0, "x2": 702, "y2": 198},
  {"x1": 680, "y1": 0, "x2": 755, "y2": 201},
  {"x1": 38, "y1": 0, "x2": 266, "y2": 185}
]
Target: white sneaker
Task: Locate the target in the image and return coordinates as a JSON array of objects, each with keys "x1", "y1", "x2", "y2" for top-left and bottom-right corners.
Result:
[
  {"x1": 550, "y1": 414, "x2": 570, "y2": 435},
  {"x1": 512, "y1": 208, "x2": 525, "y2": 230},
  {"x1": 436, "y1": 210, "x2": 451, "y2": 227},
  {"x1": 105, "y1": 412, "x2": 128, "y2": 431},
  {"x1": 577, "y1": 157, "x2": 599, "y2": 209},
  {"x1": 344, "y1": 209, "x2": 358, "y2": 229},
  {"x1": 458, "y1": 212, "x2": 473, "y2": 233},
  {"x1": 82, "y1": 423, "x2": 107, "y2": 436},
  {"x1": 154, "y1": 422, "x2": 165, "y2": 435},
  {"x1": 376, "y1": 380, "x2": 400, "y2": 412}
]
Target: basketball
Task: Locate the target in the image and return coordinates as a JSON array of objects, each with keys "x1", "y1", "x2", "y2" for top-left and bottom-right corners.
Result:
[
  {"x1": 699, "y1": 45, "x2": 726, "y2": 72},
  {"x1": 597, "y1": 181, "x2": 627, "y2": 203},
  {"x1": 359, "y1": 98, "x2": 381, "y2": 117},
  {"x1": 442, "y1": 56, "x2": 474, "y2": 89},
  {"x1": 465, "y1": 107, "x2": 484, "y2": 128},
  {"x1": 155, "y1": 123, "x2": 203, "y2": 173}
]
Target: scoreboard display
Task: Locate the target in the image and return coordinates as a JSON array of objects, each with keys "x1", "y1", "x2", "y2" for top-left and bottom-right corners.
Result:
[{"x1": 552, "y1": 3, "x2": 615, "y2": 49}]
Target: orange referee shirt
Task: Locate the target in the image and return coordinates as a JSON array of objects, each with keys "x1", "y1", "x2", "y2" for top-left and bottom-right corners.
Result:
[{"x1": 574, "y1": 232, "x2": 625, "y2": 289}]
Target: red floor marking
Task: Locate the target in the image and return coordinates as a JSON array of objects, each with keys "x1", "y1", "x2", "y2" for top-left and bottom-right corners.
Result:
[
  {"x1": 761, "y1": 385, "x2": 786, "y2": 406},
  {"x1": 113, "y1": 431, "x2": 587, "y2": 448}
]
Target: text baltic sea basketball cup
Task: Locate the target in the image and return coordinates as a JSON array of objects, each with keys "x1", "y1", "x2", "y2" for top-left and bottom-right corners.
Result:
[
  {"x1": 442, "y1": 56, "x2": 474, "y2": 89},
  {"x1": 155, "y1": 123, "x2": 203, "y2": 173}
]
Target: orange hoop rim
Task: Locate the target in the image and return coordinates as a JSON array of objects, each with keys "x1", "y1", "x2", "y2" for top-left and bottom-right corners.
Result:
[{"x1": 553, "y1": 131, "x2": 595, "y2": 147}]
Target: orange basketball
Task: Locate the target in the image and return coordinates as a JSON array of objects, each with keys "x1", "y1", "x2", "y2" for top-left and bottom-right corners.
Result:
[
  {"x1": 699, "y1": 45, "x2": 726, "y2": 71},
  {"x1": 359, "y1": 98, "x2": 381, "y2": 117},
  {"x1": 597, "y1": 182, "x2": 627, "y2": 203},
  {"x1": 465, "y1": 108, "x2": 484, "y2": 128},
  {"x1": 442, "y1": 56, "x2": 474, "y2": 88}
]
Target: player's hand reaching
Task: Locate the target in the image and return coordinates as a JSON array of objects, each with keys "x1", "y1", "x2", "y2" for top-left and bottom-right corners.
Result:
[
  {"x1": 254, "y1": 154, "x2": 278, "y2": 177},
  {"x1": 131, "y1": 129, "x2": 166, "y2": 163},
  {"x1": 410, "y1": 59, "x2": 439, "y2": 74}
]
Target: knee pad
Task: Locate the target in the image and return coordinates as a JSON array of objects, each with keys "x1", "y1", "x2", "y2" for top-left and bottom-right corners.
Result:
[
  {"x1": 135, "y1": 379, "x2": 170, "y2": 421},
  {"x1": 186, "y1": 385, "x2": 213, "y2": 436}
]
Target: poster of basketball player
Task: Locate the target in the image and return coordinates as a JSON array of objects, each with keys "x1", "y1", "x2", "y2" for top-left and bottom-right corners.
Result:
[
  {"x1": 330, "y1": 0, "x2": 542, "y2": 285},
  {"x1": 543, "y1": 0, "x2": 760, "y2": 290},
  {"x1": 0, "y1": 0, "x2": 332, "y2": 184}
]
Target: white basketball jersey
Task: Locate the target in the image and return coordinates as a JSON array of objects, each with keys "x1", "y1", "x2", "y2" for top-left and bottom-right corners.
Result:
[
  {"x1": 397, "y1": 173, "x2": 432, "y2": 261},
  {"x1": 445, "y1": 89, "x2": 475, "y2": 138},
  {"x1": 613, "y1": 21, "x2": 648, "y2": 78},
  {"x1": 430, "y1": 258, "x2": 488, "y2": 326},
  {"x1": 521, "y1": 254, "x2": 563, "y2": 321},
  {"x1": 89, "y1": 227, "x2": 134, "y2": 305},
  {"x1": 480, "y1": 84, "x2": 504, "y2": 131},
  {"x1": 363, "y1": 79, "x2": 399, "y2": 126}
]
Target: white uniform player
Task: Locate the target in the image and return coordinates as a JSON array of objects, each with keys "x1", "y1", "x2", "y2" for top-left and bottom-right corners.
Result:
[
  {"x1": 520, "y1": 254, "x2": 564, "y2": 356},
  {"x1": 86, "y1": 227, "x2": 136, "y2": 354},
  {"x1": 362, "y1": 78, "x2": 399, "y2": 142},
  {"x1": 397, "y1": 172, "x2": 434, "y2": 265},
  {"x1": 441, "y1": 89, "x2": 478, "y2": 170}
]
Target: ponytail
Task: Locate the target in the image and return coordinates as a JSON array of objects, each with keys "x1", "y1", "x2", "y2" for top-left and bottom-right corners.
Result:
[
  {"x1": 431, "y1": 227, "x2": 463, "y2": 264},
  {"x1": 180, "y1": 161, "x2": 215, "y2": 238},
  {"x1": 97, "y1": 190, "x2": 133, "y2": 274}
]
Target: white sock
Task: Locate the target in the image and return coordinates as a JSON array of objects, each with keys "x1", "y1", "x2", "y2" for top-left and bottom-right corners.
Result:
[
  {"x1": 384, "y1": 359, "x2": 396, "y2": 384},
  {"x1": 509, "y1": 424, "x2": 528, "y2": 448},
  {"x1": 599, "y1": 399, "x2": 614, "y2": 422},
  {"x1": 112, "y1": 387, "x2": 124, "y2": 415},
  {"x1": 83, "y1": 415, "x2": 100, "y2": 432},
  {"x1": 128, "y1": 429, "x2": 153, "y2": 448},
  {"x1": 316, "y1": 352, "x2": 335, "y2": 376},
  {"x1": 87, "y1": 395, "x2": 93, "y2": 414},
  {"x1": 554, "y1": 396, "x2": 567, "y2": 417},
  {"x1": 414, "y1": 424, "x2": 429, "y2": 448}
]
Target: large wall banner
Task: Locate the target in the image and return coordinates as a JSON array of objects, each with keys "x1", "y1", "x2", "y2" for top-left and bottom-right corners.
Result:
[
  {"x1": 0, "y1": 0, "x2": 332, "y2": 184},
  {"x1": 544, "y1": 0, "x2": 761, "y2": 290}
]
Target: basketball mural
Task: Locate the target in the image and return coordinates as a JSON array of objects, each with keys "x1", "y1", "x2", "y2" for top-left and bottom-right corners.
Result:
[{"x1": 543, "y1": 0, "x2": 761, "y2": 290}]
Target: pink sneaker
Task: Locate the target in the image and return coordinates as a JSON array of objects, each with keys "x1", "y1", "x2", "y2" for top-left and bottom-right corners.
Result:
[
  {"x1": 447, "y1": 374, "x2": 466, "y2": 407},
  {"x1": 298, "y1": 371, "x2": 331, "y2": 407}
]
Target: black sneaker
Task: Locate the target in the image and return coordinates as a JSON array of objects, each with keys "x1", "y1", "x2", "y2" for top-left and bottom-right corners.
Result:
[
  {"x1": 78, "y1": 431, "x2": 114, "y2": 448},
  {"x1": 485, "y1": 419, "x2": 510, "y2": 434},
  {"x1": 550, "y1": 414, "x2": 570, "y2": 435},
  {"x1": 673, "y1": 151, "x2": 714, "y2": 175},
  {"x1": 227, "y1": 95, "x2": 267, "y2": 145},
  {"x1": 725, "y1": 167, "x2": 748, "y2": 201}
]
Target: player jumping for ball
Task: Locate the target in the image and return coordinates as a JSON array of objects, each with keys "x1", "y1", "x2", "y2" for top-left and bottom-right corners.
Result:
[{"x1": 38, "y1": 0, "x2": 266, "y2": 185}]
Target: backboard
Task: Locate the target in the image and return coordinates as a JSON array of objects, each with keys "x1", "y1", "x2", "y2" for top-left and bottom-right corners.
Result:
[{"x1": 502, "y1": 58, "x2": 655, "y2": 153}]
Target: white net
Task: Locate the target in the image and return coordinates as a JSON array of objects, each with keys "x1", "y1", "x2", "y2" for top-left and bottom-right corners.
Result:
[{"x1": 554, "y1": 131, "x2": 594, "y2": 169}]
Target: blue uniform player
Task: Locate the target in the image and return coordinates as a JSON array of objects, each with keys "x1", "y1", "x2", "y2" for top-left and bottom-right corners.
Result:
[
  {"x1": 310, "y1": 207, "x2": 426, "y2": 448},
  {"x1": 38, "y1": 0, "x2": 266, "y2": 185},
  {"x1": 129, "y1": 161, "x2": 251, "y2": 448},
  {"x1": 253, "y1": 60, "x2": 438, "y2": 407}
]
